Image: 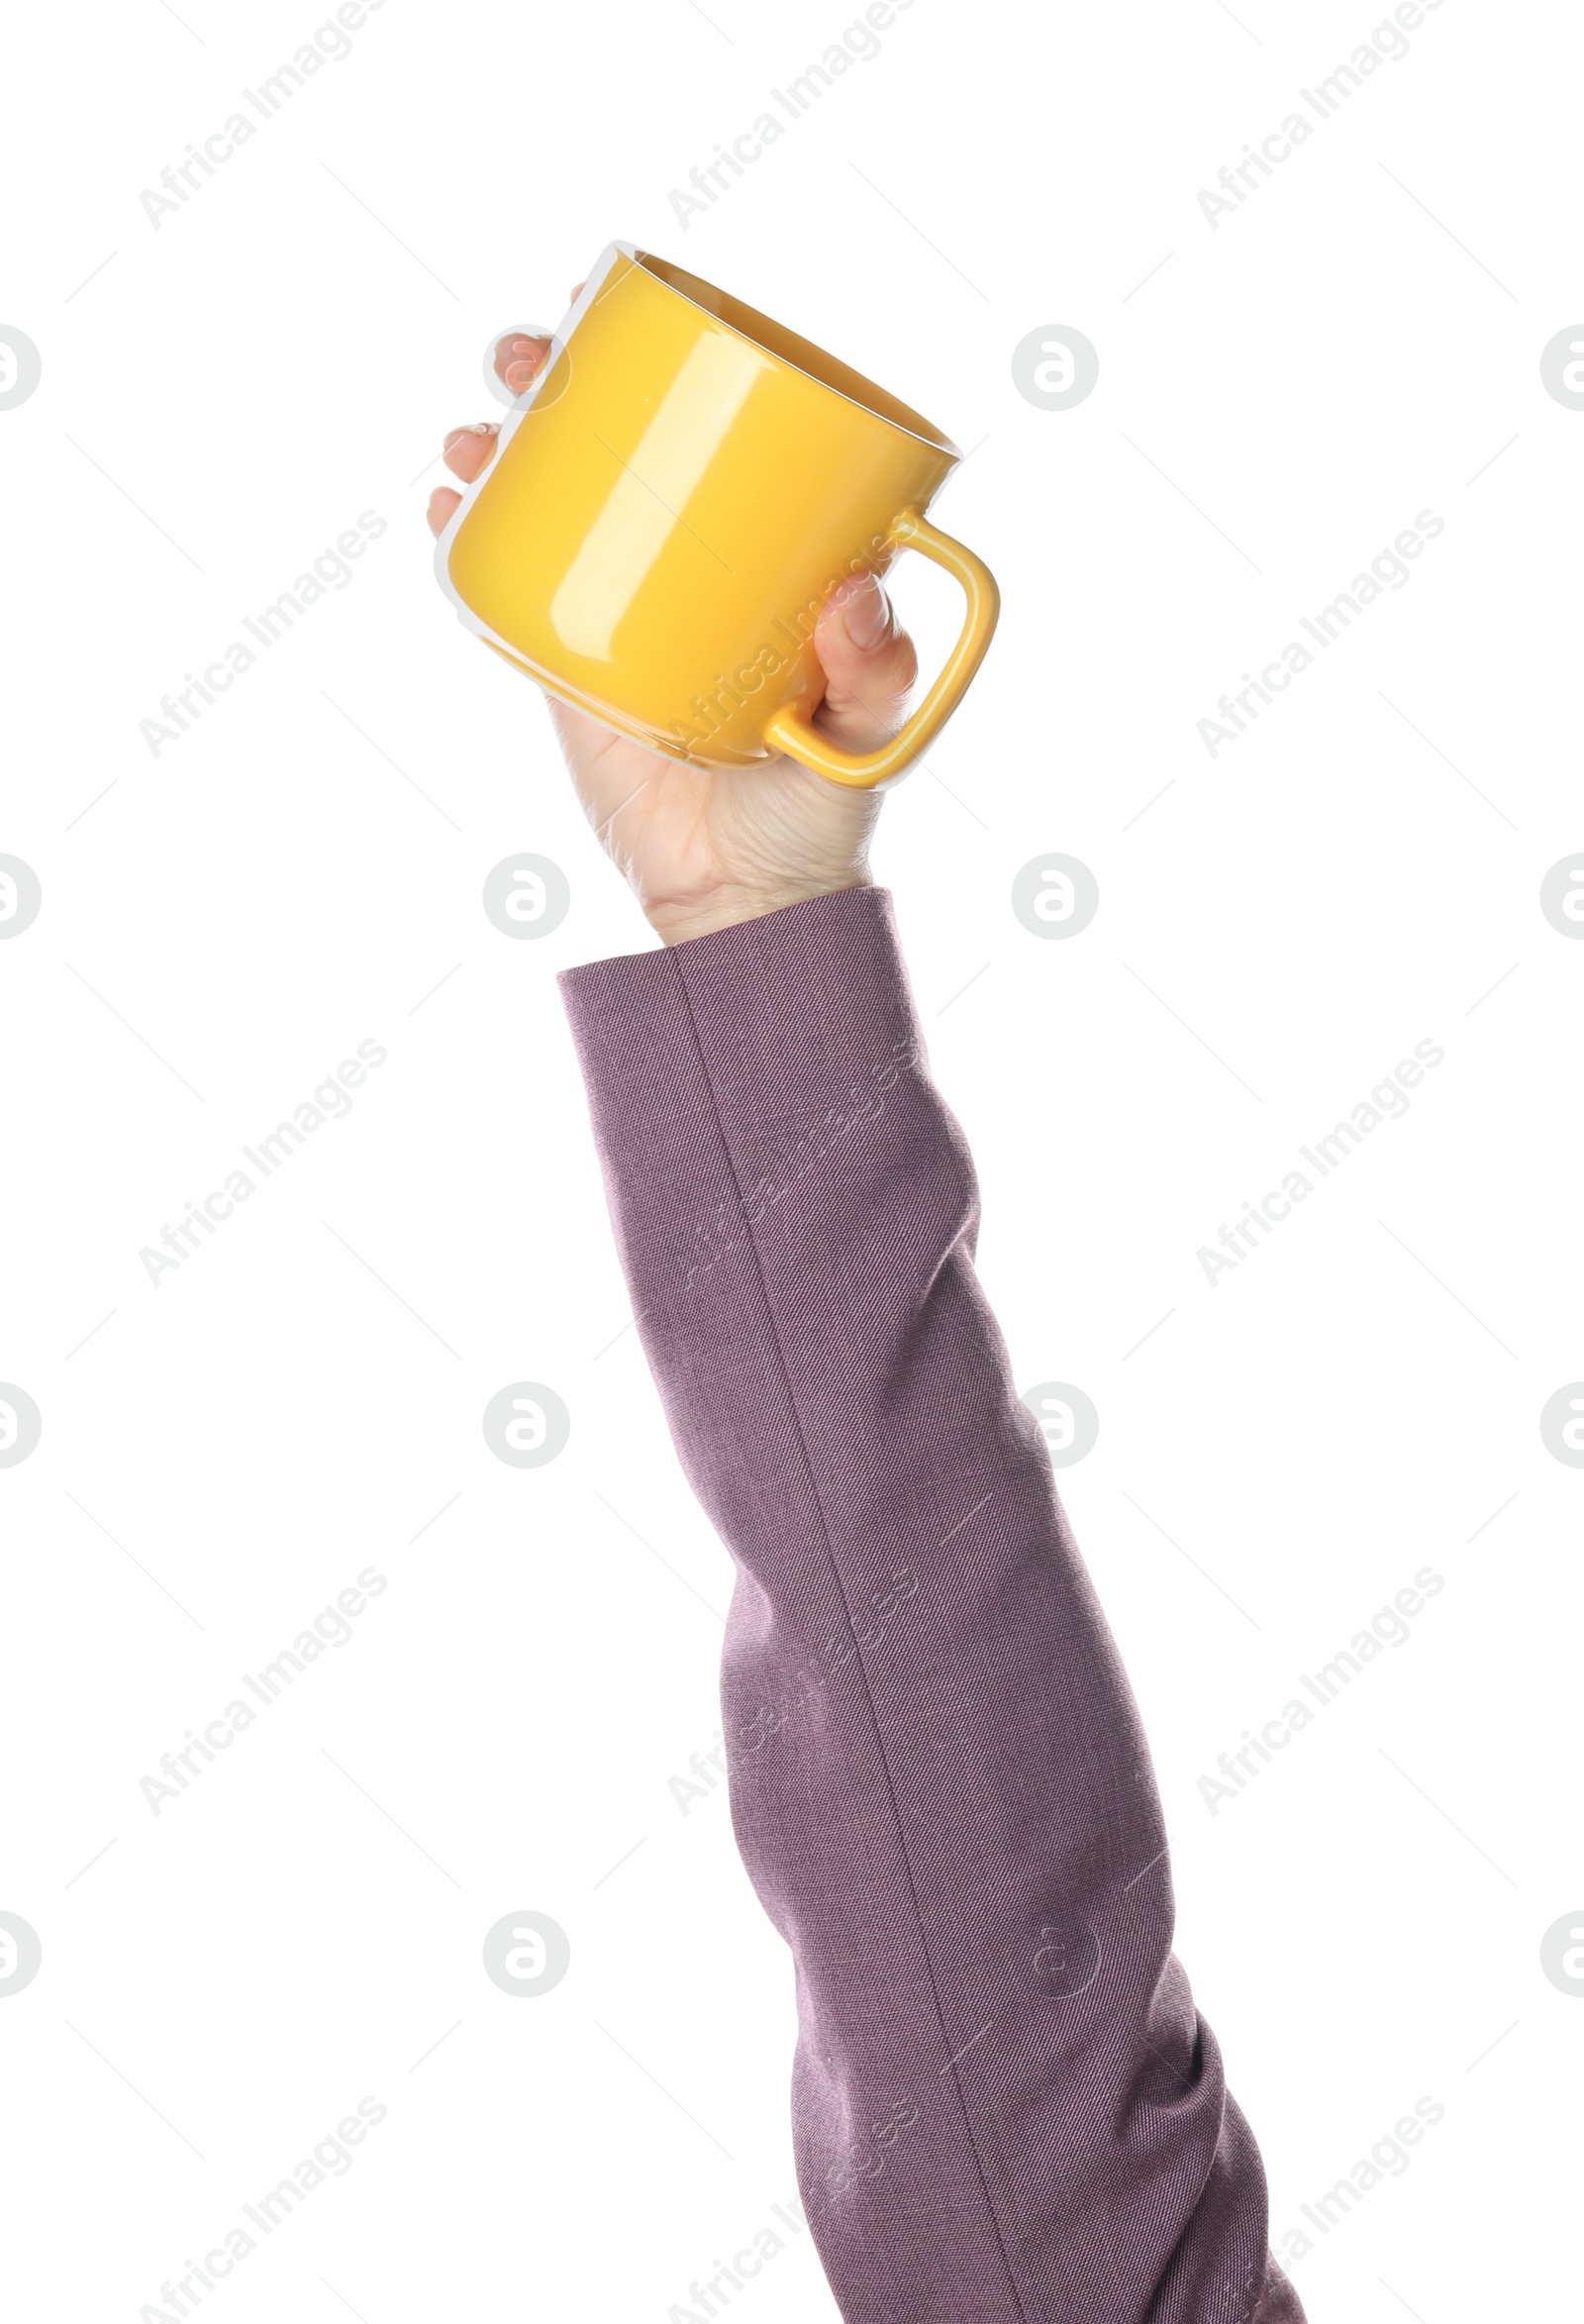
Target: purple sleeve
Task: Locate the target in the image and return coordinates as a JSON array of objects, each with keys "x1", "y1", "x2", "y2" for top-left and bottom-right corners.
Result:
[{"x1": 559, "y1": 886, "x2": 1304, "y2": 2324}]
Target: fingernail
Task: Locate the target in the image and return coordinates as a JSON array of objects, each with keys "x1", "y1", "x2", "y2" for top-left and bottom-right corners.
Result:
[
  {"x1": 507, "y1": 328, "x2": 553, "y2": 350},
  {"x1": 504, "y1": 354, "x2": 543, "y2": 391},
  {"x1": 468, "y1": 420, "x2": 499, "y2": 435},
  {"x1": 835, "y1": 571, "x2": 890, "y2": 651}
]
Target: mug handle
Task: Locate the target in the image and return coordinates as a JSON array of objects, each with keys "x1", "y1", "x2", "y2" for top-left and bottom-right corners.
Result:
[{"x1": 762, "y1": 507, "x2": 1000, "y2": 789}]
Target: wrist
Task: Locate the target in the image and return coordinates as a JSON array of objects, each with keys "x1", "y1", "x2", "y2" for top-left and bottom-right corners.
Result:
[{"x1": 646, "y1": 875, "x2": 873, "y2": 948}]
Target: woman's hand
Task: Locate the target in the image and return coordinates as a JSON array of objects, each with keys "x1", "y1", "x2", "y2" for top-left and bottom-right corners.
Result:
[{"x1": 427, "y1": 319, "x2": 922, "y2": 946}]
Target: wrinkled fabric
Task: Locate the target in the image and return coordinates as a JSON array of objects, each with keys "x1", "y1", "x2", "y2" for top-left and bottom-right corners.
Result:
[{"x1": 560, "y1": 886, "x2": 1303, "y2": 2324}]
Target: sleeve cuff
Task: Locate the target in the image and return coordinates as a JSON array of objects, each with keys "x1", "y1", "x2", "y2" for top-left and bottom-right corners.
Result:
[{"x1": 556, "y1": 886, "x2": 929, "y2": 1163}]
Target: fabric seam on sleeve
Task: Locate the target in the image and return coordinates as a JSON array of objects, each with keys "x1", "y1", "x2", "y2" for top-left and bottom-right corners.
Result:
[{"x1": 668, "y1": 943, "x2": 1033, "y2": 2324}]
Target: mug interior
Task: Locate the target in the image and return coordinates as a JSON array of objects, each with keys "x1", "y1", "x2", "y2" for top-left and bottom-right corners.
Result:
[{"x1": 627, "y1": 246, "x2": 959, "y2": 458}]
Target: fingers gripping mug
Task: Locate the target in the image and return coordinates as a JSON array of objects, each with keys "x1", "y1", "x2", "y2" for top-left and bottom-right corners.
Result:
[{"x1": 435, "y1": 244, "x2": 999, "y2": 787}]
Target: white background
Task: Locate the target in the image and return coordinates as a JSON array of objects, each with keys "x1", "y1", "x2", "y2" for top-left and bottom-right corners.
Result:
[{"x1": 1, "y1": 0, "x2": 1576, "y2": 2316}]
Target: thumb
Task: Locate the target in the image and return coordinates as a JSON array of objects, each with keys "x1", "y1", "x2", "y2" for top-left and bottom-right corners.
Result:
[{"x1": 811, "y1": 571, "x2": 919, "y2": 755}]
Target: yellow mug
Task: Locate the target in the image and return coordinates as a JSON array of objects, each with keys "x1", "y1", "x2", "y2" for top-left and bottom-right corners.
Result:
[{"x1": 435, "y1": 243, "x2": 999, "y2": 787}]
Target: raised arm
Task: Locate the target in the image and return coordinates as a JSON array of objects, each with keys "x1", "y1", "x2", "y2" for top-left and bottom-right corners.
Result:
[
  {"x1": 561, "y1": 888, "x2": 1301, "y2": 2324},
  {"x1": 430, "y1": 343, "x2": 1303, "y2": 2320}
]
